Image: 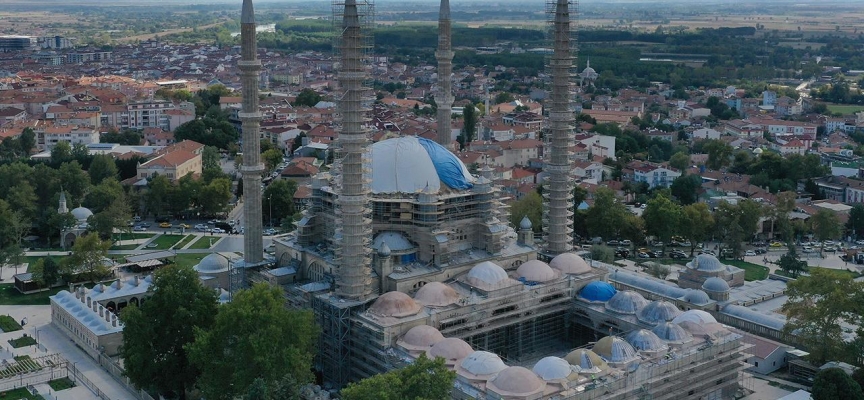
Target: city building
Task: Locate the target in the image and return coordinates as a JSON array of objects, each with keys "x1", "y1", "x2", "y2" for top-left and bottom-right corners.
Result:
[
  {"x1": 50, "y1": 288, "x2": 123, "y2": 359},
  {"x1": 135, "y1": 140, "x2": 204, "y2": 181}
]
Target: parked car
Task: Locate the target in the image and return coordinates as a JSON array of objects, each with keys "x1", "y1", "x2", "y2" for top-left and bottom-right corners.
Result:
[
  {"x1": 744, "y1": 250, "x2": 756, "y2": 256},
  {"x1": 606, "y1": 240, "x2": 619, "y2": 246},
  {"x1": 159, "y1": 222, "x2": 172, "y2": 228},
  {"x1": 700, "y1": 249, "x2": 716, "y2": 256},
  {"x1": 178, "y1": 223, "x2": 191, "y2": 229},
  {"x1": 620, "y1": 240, "x2": 632, "y2": 246},
  {"x1": 614, "y1": 249, "x2": 629, "y2": 258},
  {"x1": 669, "y1": 250, "x2": 687, "y2": 259},
  {"x1": 637, "y1": 252, "x2": 651, "y2": 259},
  {"x1": 133, "y1": 225, "x2": 146, "y2": 231},
  {"x1": 769, "y1": 241, "x2": 784, "y2": 247},
  {"x1": 212, "y1": 228, "x2": 225, "y2": 234},
  {"x1": 140, "y1": 222, "x2": 151, "y2": 228},
  {"x1": 754, "y1": 248, "x2": 767, "y2": 255},
  {"x1": 802, "y1": 246, "x2": 814, "y2": 253}
]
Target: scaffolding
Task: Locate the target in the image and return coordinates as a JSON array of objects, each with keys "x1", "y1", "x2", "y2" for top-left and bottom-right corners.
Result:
[{"x1": 313, "y1": 295, "x2": 367, "y2": 389}]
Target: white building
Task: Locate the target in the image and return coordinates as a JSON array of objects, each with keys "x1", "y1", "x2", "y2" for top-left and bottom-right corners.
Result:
[
  {"x1": 50, "y1": 288, "x2": 123, "y2": 359},
  {"x1": 633, "y1": 163, "x2": 681, "y2": 189},
  {"x1": 578, "y1": 134, "x2": 616, "y2": 160},
  {"x1": 38, "y1": 125, "x2": 99, "y2": 151}
]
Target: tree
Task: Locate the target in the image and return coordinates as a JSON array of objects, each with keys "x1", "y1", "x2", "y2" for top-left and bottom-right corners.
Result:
[
  {"x1": 145, "y1": 174, "x2": 171, "y2": 217},
  {"x1": 199, "y1": 178, "x2": 232, "y2": 215},
  {"x1": 50, "y1": 141, "x2": 73, "y2": 165},
  {"x1": 62, "y1": 234, "x2": 111, "y2": 281},
  {"x1": 202, "y1": 145, "x2": 221, "y2": 171},
  {"x1": 812, "y1": 368, "x2": 864, "y2": 400},
  {"x1": 58, "y1": 161, "x2": 91, "y2": 207},
  {"x1": 510, "y1": 191, "x2": 542, "y2": 233},
  {"x1": 19, "y1": 127, "x2": 35, "y2": 156},
  {"x1": 782, "y1": 269, "x2": 864, "y2": 365},
  {"x1": 714, "y1": 200, "x2": 762, "y2": 259},
  {"x1": 585, "y1": 187, "x2": 629, "y2": 241},
  {"x1": 120, "y1": 265, "x2": 218, "y2": 400},
  {"x1": 669, "y1": 151, "x2": 690, "y2": 171},
  {"x1": 812, "y1": 209, "x2": 841, "y2": 255},
  {"x1": 646, "y1": 262, "x2": 671, "y2": 280},
  {"x1": 458, "y1": 104, "x2": 477, "y2": 150},
  {"x1": 263, "y1": 180, "x2": 297, "y2": 227},
  {"x1": 341, "y1": 353, "x2": 456, "y2": 400},
  {"x1": 642, "y1": 193, "x2": 681, "y2": 248},
  {"x1": 262, "y1": 149, "x2": 284, "y2": 172},
  {"x1": 89, "y1": 195, "x2": 131, "y2": 239},
  {"x1": 292, "y1": 88, "x2": 322, "y2": 107},
  {"x1": 188, "y1": 284, "x2": 317, "y2": 400},
  {"x1": 590, "y1": 245, "x2": 615, "y2": 263},
  {"x1": 669, "y1": 174, "x2": 702, "y2": 205},
  {"x1": 243, "y1": 376, "x2": 301, "y2": 400},
  {"x1": 88, "y1": 154, "x2": 119, "y2": 185},
  {"x1": 848, "y1": 204, "x2": 864, "y2": 240},
  {"x1": 702, "y1": 139, "x2": 733, "y2": 170},
  {"x1": 777, "y1": 246, "x2": 807, "y2": 278},
  {"x1": 494, "y1": 92, "x2": 515, "y2": 104}
]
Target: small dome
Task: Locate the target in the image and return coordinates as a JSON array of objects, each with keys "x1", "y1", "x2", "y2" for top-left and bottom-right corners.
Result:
[
  {"x1": 70, "y1": 207, "x2": 93, "y2": 221},
  {"x1": 516, "y1": 260, "x2": 557, "y2": 282},
  {"x1": 753, "y1": 147, "x2": 764, "y2": 155},
  {"x1": 194, "y1": 253, "x2": 230, "y2": 273},
  {"x1": 532, "y1": 357, "x2": 573, "y2": 381},
  {"x1": 637, "y1": 300, "x2": 682, "y2": 324},
  {"x1": 460, "y1": 351, "x2": 507, "y2": 376},
  {"x1": 579, "y1": 281, "x2": 617, "y2": 302},
  {"x1": 414, "y1": 282, "x2": 460, "y2": 307},
  {"x1": 520, "y1": 216, "x2": 533, "y2": 230},
  {"x1": 466, "y1": 261, "x2": 511, "y2": 291},
  {"x1": 400, "y1": 325, "x2": 445, "y2": 349},
  {"x1": 687, "y1": 254, "x2": 726, "y2": 272},
  {"x1": 681, "y1": 289, "x2": 711, "y2": 305},
  {"x1": 592, "y1": 336, "x2": 639, "y2": 364},
  {"x1": 672, "y1": 309, "x2": 717, "y2": 325},
  {"x1": 625, "y1": 329, "x2": 667, "y2": 352},
  {"x1": 702, "y1": 277, "x2": 731, "y2": 293},
  {"x1": 372, "y1": 231, "x2": 414, "y2": 253},
  {"x1": 677, "y1": 320, "x2": 729, "y2": 337},
  {"x1": 368, "y1": 291, "x2": 422, "y2": 318},
  {"x1": 429, "y1": 337, "x2": 473, "y2": 362},
  {"x1": 487, "y1": 366, "x2": 545, "y2": 396},
  {"x1": 549, "y1": 253, "x2": 591, "y2": 275},
  {"x1": 564, "y1": 349, "x2": 607, "y2": 371},
  {"x1": 378, "y1": 242, "x2": 391, "y2": 257},
  {"x1": 651, "y1": 322, "x2": 694, "y2": 344},
  {"x1": 605, "y1": 290, "x2": 649, "y2": 315}
]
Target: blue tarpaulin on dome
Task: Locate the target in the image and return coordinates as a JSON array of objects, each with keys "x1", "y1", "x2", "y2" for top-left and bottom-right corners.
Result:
[
  {"x1": 417, "y1": 137, "x2": 474, "y2": 190},
  {"x1": 580, "y1": 281, "x2": 617, "y2": 302}
]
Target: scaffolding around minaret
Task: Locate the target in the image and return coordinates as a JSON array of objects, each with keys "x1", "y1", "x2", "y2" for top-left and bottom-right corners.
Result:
[
  {"x1": 435, "y1": 0, "x2": 454, "y2": 148},
  {"x1": 542, "y1": 0, "x2": 578, "y2": 256}
]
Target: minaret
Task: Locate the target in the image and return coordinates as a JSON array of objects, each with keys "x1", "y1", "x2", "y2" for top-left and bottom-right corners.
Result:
[
  {"x1": 334, "y1": 0, "x2": 374, "y2": 301},
  {"x1": 543, "y1": 0, "x2": 576, "y2": 255},
  {"x1": 435, "y1": 0, "x2": 454, "y2": 148},
  {"x1": 239, "y1": 0, "x2": 264, "y2": 264},
  {"x1": 58, "y1": 190, "x2": 68, "y2": 214}
]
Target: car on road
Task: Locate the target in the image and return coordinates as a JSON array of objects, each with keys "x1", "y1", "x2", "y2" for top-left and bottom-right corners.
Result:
[
  {"x1": 754, "y1": 248, "x2": 767, "y2": 255},
  {"x1": 159, "y1": 222, "x2": 172, "y2": 228},
  {"x1": 856, "y1": 240, "x2": 864, "y2": 246},
  {"x1": 769, "y1": 241, "x2": 784, "y2": 247},
  {"x1": 669, "y1": 250, "x2": 687, "y2": 259},
  {"x1": 744, "y1": 250, "x2": 756, "y2": 256},
  {"x1": 133, "y1": 225, "x2": 146, "y2": 231},
  {"x1": 212, "y1": 228, "x2": 225, "y2": 234},
  {"x1": 700, "y1": 249, "x2": 716, "y2": 256},
  {"x1": 614, "y1": 249, "x2": 629, "y2": 258},
  {"x1": 195, "y1": 224, "x2": 207, "y2": 230},
  {"x1": 802, "y1": 246, "x2": 814, "y2": 253},
  {"x1": 607, "y1": 240, "x2": 620, "y2": 246},
  {"x1": 140, "y1": 222, "x2": 151, "y2": 228},
  {"x1": 637, "y1": 252, "x2": 651, "y2": 259},
  {"x1": 178, "y1": 223, "x2": 191, "y2": 229},
  {"x1": 620, "y1": 240, "x2": 632, "y2": 246}
]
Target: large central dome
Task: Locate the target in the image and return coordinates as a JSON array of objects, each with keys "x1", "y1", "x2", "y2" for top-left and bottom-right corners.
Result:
[{"x1": 369, "y1": 136, "x2": 475, "y2": 194}]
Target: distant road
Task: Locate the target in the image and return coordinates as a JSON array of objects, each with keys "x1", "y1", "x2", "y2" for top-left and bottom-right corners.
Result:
[{"x1": 116, "y1": 19, "x2": 229, "y2": 43}]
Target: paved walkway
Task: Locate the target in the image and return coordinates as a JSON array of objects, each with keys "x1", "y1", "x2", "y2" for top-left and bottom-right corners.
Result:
[{"x1": 0, "y1": 305, "x2": 136, "y2": 400}]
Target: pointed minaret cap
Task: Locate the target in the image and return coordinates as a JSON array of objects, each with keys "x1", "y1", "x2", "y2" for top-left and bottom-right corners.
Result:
[
  {"x1": 59, "y1": 190, "x2": 66, "y2": 203},
  {"x1": 343, "y1": 0, "x2": 360, "y2": 28},
  {"x1": 241, "y1": 0, "x2": 255, "y2": 24},
  {"x1": 439, "y1": 0, "x2": 450, "y2": 20}
]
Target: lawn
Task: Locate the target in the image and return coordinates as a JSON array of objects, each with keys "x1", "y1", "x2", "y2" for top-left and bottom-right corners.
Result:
[
  {"x1": 826, "y1": 104, "x2": 864, "y2": 115},
  {"x1": 722, "y1": 260, "x2": 769, "y2": 281},
  {"x1": 0, "y1": 315, "x2": 22, "y2": 332},
  {"x1": 8, "y1": 334, "x2": 36, "y2": 348},
  {"x1": 0, "y1": 284, "x2": 65, "y2": 306},
  {"x1": 48, "y1": 377, "x2": 75, "y2": 391},
  {"x1": 171, "y1": 253, "x2": 206, "y2": 269},
  {"x1": 147, "y1": 234, "x2": 186, "y2": 250},
  {"x1": 110, "y1": 243, "x2": 141, "y2": 250},
  {"x1": 187, "y1": 236, "x2": 216, "y2": 249},
  {"x1": 114, "y1": 233, "x2": 155, "y2": 240},
  {"x1": 172, "y1": 235, "x2": 196, "y2": 249},
  {"x1": 0, "y1": 387, "x2": 44, "y2": 400}
]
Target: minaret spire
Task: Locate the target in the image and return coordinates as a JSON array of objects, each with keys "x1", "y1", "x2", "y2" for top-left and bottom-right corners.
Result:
[
  {"x1": 334, "y1": 0, "x2": 375, "y2": 301},
  {"x1": 543, "y1": 0, "x2": 576, "y2": 255},
  {"x1": 239, "y1": 0, "x2": 264, "y2": 264},
  {"x1": 435, "y1": 0, "x2": 454, "y2": 148}
]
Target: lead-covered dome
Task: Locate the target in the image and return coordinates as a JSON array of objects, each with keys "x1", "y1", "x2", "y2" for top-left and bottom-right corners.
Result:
[
  {"x1": 399, "y1": 325, "x2": 445, "y2": 351},
  {"x1": 487, "y1": 366, "x2": 545, "y2": 397},
  {"x1": 370, "y1": 136, "x2": 474, "y2": 194},
  {"x1": 637, "y1": 300, "x2": 682, "y2": 324},
  {"x1": 368, "y1": 291, "x2": 422, "y2": 318},
  {"x1": 672, "y1": 309, "x2": 717, "y2": 325},
  {"x1": 605, "y1": 290, "x2": 649, "y2": 315},
  {"x1": 459, "y1": 351, "x2": 507, "y2": 377},
  {"x1": 520, "y1": 216, "x2": 533, "y2": 230},
  {"x1": 516, "y1": 260, "x2": 557, "y2": 282},
  {"x1": 579, "y1": 281, "x2": 617, "y2": 302},
  {"x1": 549, "y1": 253, "x2": 591, "y2": 275},
  {"x1": 194, "y1": 253, "x2": 230, "y2": 273},
  {"x1": 681, "y1": 289, "x2": 711, "y2": 305},
  {"x1": 625, "y1": 329, "x2": 667, "y2": 352},
  {"x1": 532, "y1": 356, "x2": 573, "y2": 381},
  {"x1": 71, "y1": 206, "x2": 93, "y2": 222},
  {"x1": 702, "y1": 277, "x2": 731, "y2": 293},
  {"x1": 564, "y1": 349, "x2": 607, "y2": 372},
  {"x1": 429, "y1": 337, "x2": 473, "y2": 363},
  {"x1": 651, "y1": 322, "x2": 693, "y2": 344},
  {"x1": 593, "y1": 336, "x2": 639, "y2": 364},
  {"x1": 414, "y1": 282, "x2": 460, "y2": 307},
  {"x1": 466, "y1": 261, "x2": 511, "y2": 291},
  {"x1": 687, "y1": 254, "x2": 725, "y2": 272}
]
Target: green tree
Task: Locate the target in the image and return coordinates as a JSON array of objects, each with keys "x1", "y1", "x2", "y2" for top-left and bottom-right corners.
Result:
[
  {"x1": 669, "y1": 151, "x2": 690, "y2": 171},
  {"x1": 812, "y1": 209, "x2": 842, "y2": 255},
  {"x1": 263, "y1": 180, "x2": 297, "y2": 227},
  {"x1": 293, "y1": 88, "x2": 322, "y2": 107},
  {"x1": 62, "y1": 234, "x2": 111, "y2": 281},
  {"x1": 19, "y1": 127, "x2": 35, "y2": 156},
  {"x1": 199, "y1": 178, "x2": 232, "y2": 215},
  {"x1": 494, "y1": 92, "x2": 515, "y2": 104},
  {"x1": 642, "y1": 193, "x2": 681, "y2": 248},
  {"x1": 120, "y1": 265, "x2": 218, "y2": 400},
  {"x1": 88, "y1": 154, "x2": 119, "y2": 185},
  {"x1": 88, "y1": 195, "x2": 131, "y2": 239},
  {"x1": 679, "y1": 203, "x2": 714, "y2": 255},
  {"x1": 812, "y1": 368, "x2": 864, "y2": 400},
  {"x1": 714, "y1": 200, "x2": 762, "y2": 259},
  {"x1": 669, "y1": 174, "x2": 702, "y2": 205},
  {"x1": 585, "y1": 187, "x2": 629, "y2": 241},
  {"x1": 777, "y1": 246, "x2": 807, "y2": 278},
  {"x1": 341, "y1": 353, "x2": 456, "y2": 400},
  {"x1": 646, "y1": 262, "x2": 671, "y2": 279},
  {"x1": 847, "y1": 204, "x2": 864, "y2": 239},
  {"x1": 509, "y1": 191, "x2": 542, "y2": 233},
  {"x1": 202, "y1": 145, "x2": 221, "y2": 171},
  {"x1": 145, "y1": 174, "x2": 171, "y2": 217},
  {"x1": 702, "y1": 139, "x2": 733, "y2": 170},
  {"x1": 590, "y1": 245, "x2": 615, "y2": 263},
  {"x1": 262, "y1": 149, "x2": 284, "y2": 172},
  {"x1": 50, "y1": 141, "x2": 73, "y2": 165},
  {"x1": 188, "y1": 284, "x2": 317, "y2": 400},
  {"x1": 458, "y1": 104, "x2": 477, "y2": 150},
  {"x1": 782, "y1": 269, "x2": 864, "y2": 365},
  {"x1": 58, "y1": 161, "x2": 91, "y2": 207}
]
